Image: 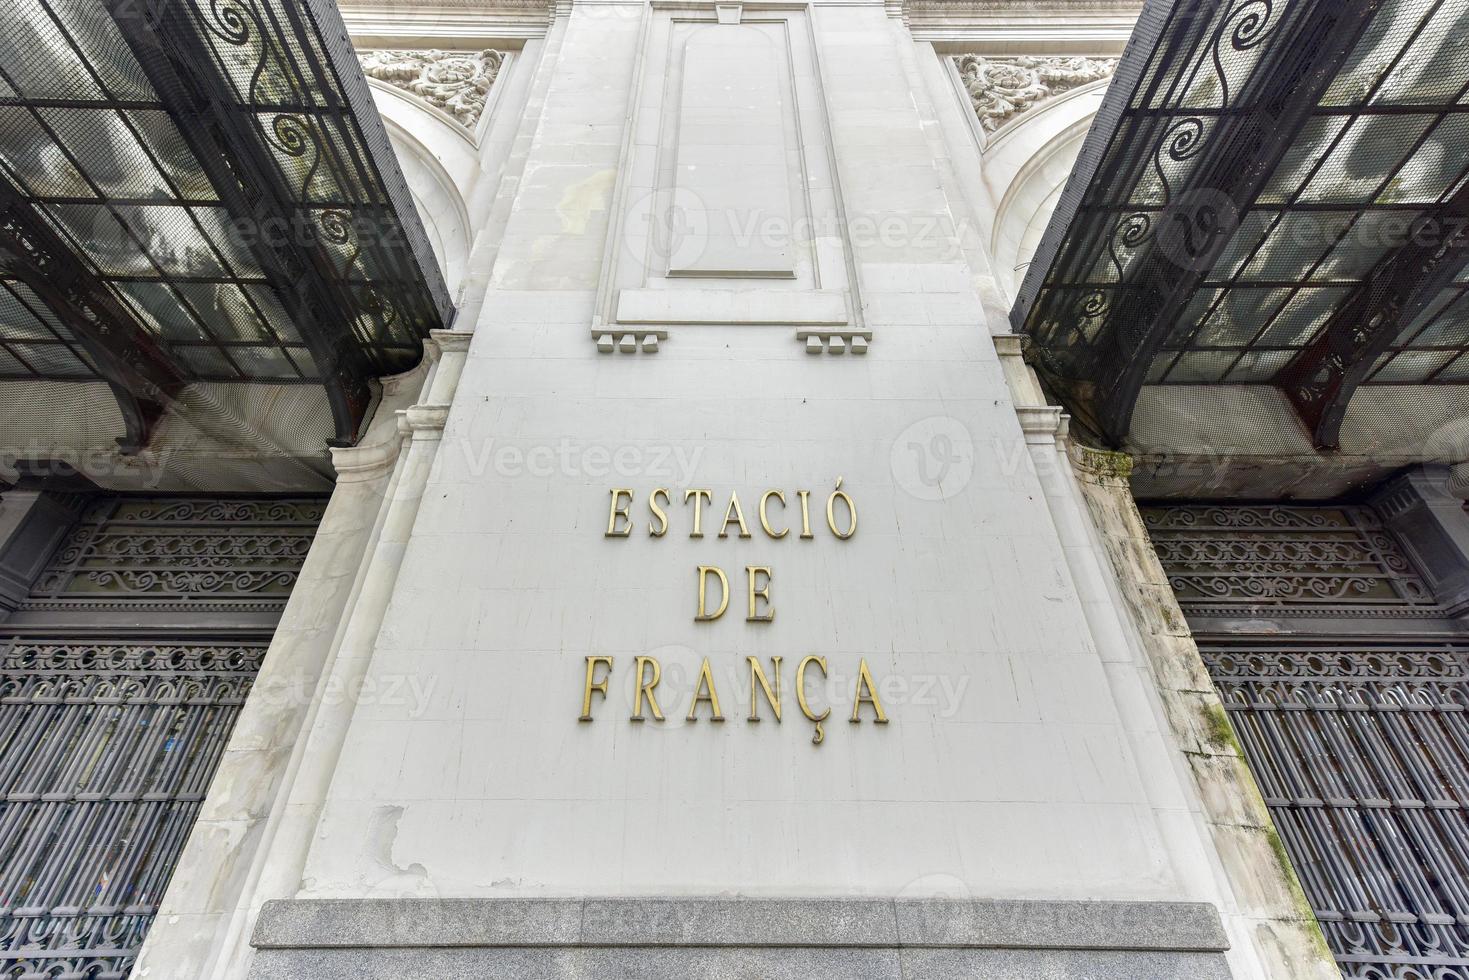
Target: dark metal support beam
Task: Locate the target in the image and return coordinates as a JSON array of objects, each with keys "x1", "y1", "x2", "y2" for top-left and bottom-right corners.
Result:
[
  {"x1": 1083, "y1": 0, "x2": 1385, "y2": 447},
  {"x1": 0, "y1": 175, "x2": 183, "y2": 453},
  {"x1": 104, "y1": 0, "x2": 375, "y2": 445},
  {"x1": 1279, "y1": 187, "x2": 1469, "y2": 449}
]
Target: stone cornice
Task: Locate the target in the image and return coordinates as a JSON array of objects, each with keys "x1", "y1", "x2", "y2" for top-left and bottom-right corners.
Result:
[
  {"x1": 905, "y1": 0, "x2": 1140, "y2": 51},
  {"x1": 341, "y1": 1, "x2": 552, "y2": 44}
]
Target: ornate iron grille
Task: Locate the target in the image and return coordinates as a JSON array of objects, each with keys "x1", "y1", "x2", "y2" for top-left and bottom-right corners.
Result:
[
  {"x1": 0, "y1": 495, "x2": 320, "y2": 978},
  {"x1": 1148, "y1": 501, "x2": 1469, "y2": 979},
  {"x1": 1142, "y1": 504, "x2": 1437, "y2": 615},
  {"x1": 21, "y1": 497, "x2": 325, "y2": 615},
  {"x1": 1207, "y1": 643, "x2": 1469, "y2": 979}
]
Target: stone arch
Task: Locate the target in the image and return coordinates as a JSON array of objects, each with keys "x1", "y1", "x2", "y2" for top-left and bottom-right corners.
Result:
[
  {"x1": 369, "y1": 89, "x2": 476, "y2": 301},
  {"x1": 982, "y1": 80, "x2": 1109, "y2": 306}
]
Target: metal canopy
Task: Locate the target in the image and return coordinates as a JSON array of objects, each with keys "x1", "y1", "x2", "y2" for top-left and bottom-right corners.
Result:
[
  {"x1": 0, "y1": 0, "x2": 452, "y2": 448},
  {"x1": 1012, "y1": 0, "x2": 1469, "y2": 451}
]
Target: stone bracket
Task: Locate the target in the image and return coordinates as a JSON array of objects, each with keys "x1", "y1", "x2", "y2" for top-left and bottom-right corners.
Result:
[
  {"x1": 799, "y1": 329, "x2": 871, "y2": 356},
  {"x1": 593, "y1": 330, "x2": 668, "y2": 354}
]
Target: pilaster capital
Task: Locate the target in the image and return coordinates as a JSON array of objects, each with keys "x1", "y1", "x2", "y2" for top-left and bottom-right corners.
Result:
[
  {"x1": 330, "y1": 432, "x2": 404, "y2": 483},
  {"x1": 1067, "y1": 443, "x2": 1134, "y2": 483},
  {"x1": 404, "y1": 404, "x2": 451, "y2": 434},
  {"x1": 429, "y1": 329, "x2": 474, "y2": 356},
  {"x1": 1016, "y1": 405, "x2": 1067, "y2": 439}
]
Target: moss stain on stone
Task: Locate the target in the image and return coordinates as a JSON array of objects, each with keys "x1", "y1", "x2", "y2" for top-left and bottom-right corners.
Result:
[
  {"x1": 1265, "y1": 825, "x2": 1334, "y2": 961},
  {"x1": 1203, "y1": 701, "x2": 1242, "y2": 756}
]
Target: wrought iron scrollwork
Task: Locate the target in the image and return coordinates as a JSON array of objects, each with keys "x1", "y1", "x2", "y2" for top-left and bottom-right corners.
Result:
[
  {"x1": 24, "y1": 497, "x2": 323, "y2": 611},
  {"x1": 1154, "y1": 501, "x2": 1469, "y2": 978},
  {"x1": 1142, "y1": 505, "x2": 1436, "y2": 613}
]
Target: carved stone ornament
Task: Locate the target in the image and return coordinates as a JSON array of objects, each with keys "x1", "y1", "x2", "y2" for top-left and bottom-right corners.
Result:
[
  {"x1": 953, "y1": 55, "x2": 1117, "y2": 133},
  {"x1": 358, "y1": 49, "x2": 508, "y2": 129}
]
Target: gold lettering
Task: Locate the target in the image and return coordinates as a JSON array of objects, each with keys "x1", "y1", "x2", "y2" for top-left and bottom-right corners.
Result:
[
  {"x1": 696, "y1": 565, "x2": 730, "y2": 621},
  {"x1": 797, "y1": 490, "x2": 814, "y2": 539},
  {"x1": 719, "y1": 491, "x2": 751, "y2": 539},
  {"x1": 746, "y1": 565, "x2": 774, "y2": 622},
  {"x1": 748, "y1": 656, "x2": 782, "y2": 721},
  {"x1": 850, "y1": 658, "x2": 889, "y2": 723},
  {"x1": 759, "y1": 490, "x2": 788, "y2": 539},
  {"x1": 797, "y1": 654, "x2": 830, "y2": 745},
  {"x1": 605, "y1": 488, "x2": 634, "y2": 537},
  {"x1": 826, "y1": 477, "x2": 857, "y2": 539},
  {"x1": 687, "y1": 658, "x2": 725, "y2": 721},
  {"x1": 579, "y1": 655, "x2": 613, "y2": 720},
  {"x1": 685, "y1": 489, "x2": 713, "y2": 538},
  {"x1": 631, "y1": 656, "x2": 665, "y2": 721},
  {"x1": 649, "y1": 488, "x2": 670, "y2": 537}
]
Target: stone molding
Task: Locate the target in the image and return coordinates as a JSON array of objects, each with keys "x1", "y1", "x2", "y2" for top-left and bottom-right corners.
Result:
[
  {"x1": 953, "y1": 55, "x2": 1116, "y2": 134},
  {"x1": 800, "y1": 329, "x2": 871, "y2": 355},
  {"x1": 358, "y1": 49, "x2": 507, "y2": 130},
  {"x1": 1015, "y1": 405, "x2": 1068, "y2": 439},
  {"x1": 253, "y1": 897, "x2": 1228, "y2": 952}
]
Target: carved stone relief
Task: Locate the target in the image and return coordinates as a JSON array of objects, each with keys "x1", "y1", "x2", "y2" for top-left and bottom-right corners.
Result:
[
  {"x1": 953, "y1": 55, "x2": 1117, "y2": 133},
  {"x1": 358, "y1": 49, "x2": 508, "y2": 130}
]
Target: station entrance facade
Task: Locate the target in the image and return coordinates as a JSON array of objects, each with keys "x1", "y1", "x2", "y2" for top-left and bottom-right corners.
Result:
[{"x1": 0, "y1": 495, "x2": 322, "y2": 977}]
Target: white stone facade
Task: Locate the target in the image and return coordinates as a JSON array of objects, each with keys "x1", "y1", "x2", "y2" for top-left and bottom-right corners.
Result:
[{"x1": 134, "y1": 3, "x2": 1337, "y2": 978}]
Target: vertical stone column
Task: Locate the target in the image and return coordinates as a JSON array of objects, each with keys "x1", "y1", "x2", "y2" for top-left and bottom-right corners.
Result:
[
  {"x1": 994, "y1": 335, "x2": 1339, "y2": 980},
  {"x1": 131, "y1": 335, "x2": 473, "y2": 980},
  {"x1": 209, "y1": 330, "x2": 473, "y2": 980}
]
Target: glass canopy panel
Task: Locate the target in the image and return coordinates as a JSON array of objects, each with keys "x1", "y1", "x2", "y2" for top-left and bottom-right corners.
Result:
[
  {"x1": 1190, "y1": 288, "x2": 1293, "y2": 349},
  {"x1": 1408, "y1": 295, "x2": 1469, "y2": 348},
  {"x1": 1434, "y1": 354, "x2": 1469, "y2": 381},
  {"x1": 1224, "y1": 349, "x2": 1295, "y2": 383},
  {"x1": 0, "y1": 281, "x2": 96, "y2": 380},
  {"x1": 1295, "y1": 116, "x2": 1433, "y2": 204},
  {"x1": 1253, "y1": 287, "x2": 1352, "y2": 348},
  {"x1": 1371, "y1": 0, "x2": 1469, "y2": 104},
  {"x1": 1014, "y1": 0, "x2": 1469, "y2": 452},
  {"x1": 0, "y1": 0, "x2": 452, "y2": 429},
  {"x1": 1319, "y1": 0, "x2": 1434, "y2": 106}
]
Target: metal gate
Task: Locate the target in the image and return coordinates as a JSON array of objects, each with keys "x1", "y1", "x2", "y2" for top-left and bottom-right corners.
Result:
[
  {"x1": 1144, "y1": 503, "x2": 1469, "y2": 980},
  {"x1": 0, "y1": 496, "x2": 323, "y2": 978}
]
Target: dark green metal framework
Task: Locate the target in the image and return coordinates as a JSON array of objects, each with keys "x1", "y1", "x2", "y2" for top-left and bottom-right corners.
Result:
[
  {"x1": 1012, "y1": 0, "x2": 1469, "y2": 450},
  {"x1": 0, "y1": 0, "x2": 453, "y2": 447}
]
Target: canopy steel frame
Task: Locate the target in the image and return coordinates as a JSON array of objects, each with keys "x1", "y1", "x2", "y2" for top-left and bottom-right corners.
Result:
[
  {"x1": 1281, "y1": 184, "x2": 1469, "y2": 448},
  {"x1": 0, "y1": 171, "x2": 182, "y2": 452},
  {"x1": 1008, "y1": 0, "x2": 1469, "y2": 450}
]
